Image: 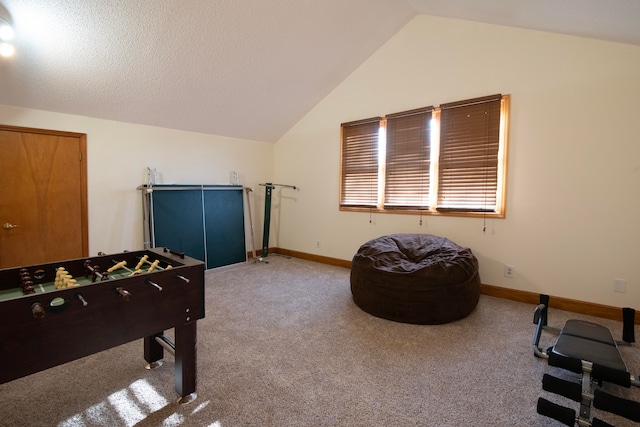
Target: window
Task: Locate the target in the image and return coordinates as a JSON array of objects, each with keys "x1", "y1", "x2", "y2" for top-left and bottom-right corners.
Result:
[
  {"x1": 384, "y1": 107, "x2": 433, "y2": 210},
  {"x1": 339, "y1": 94, "x2": 509, "y2": 217},
  {"x1": 340, "y1": 117, "x2": 381, "y2": 208}
]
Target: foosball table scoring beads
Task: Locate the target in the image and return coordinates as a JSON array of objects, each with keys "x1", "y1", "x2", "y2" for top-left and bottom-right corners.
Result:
[{"x1": 25, "y1": 254, "x2": 189, "y2": 320}]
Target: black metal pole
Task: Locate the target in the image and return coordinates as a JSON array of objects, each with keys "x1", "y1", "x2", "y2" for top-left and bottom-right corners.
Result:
[
  {"x1": 261, "y1": 183, "x2": 273, "y2": 258},
  {"x1": 259, "y1": 183, "x2": 296, "y2": 259}
]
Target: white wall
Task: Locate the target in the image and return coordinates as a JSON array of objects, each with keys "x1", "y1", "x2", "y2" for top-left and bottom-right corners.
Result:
[
  {"x1": 274, "y1": 15, "x2": 640, "y2": 308},
  {"x1": 0, "y1": 104, "x2": 274, "y2": 256}
]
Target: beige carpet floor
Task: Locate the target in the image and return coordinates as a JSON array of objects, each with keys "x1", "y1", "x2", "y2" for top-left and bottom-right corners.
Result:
[{"x1": 0, "y1": 256, "x2": 638, "y2": 426}]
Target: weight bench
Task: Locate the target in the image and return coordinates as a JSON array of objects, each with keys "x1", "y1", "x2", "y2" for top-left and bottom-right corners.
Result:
[{"x1": 533, "y1": 294, "x2": 640, "y2": 427}]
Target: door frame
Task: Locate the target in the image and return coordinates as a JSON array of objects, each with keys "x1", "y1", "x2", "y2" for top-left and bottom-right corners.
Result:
[{"x1": 0, "y1": 124, "x2": 89, "y2": 258}]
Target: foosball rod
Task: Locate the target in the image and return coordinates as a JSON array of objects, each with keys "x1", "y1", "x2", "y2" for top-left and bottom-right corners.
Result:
[
  {"x1": 83, "y1": 263, "x2": 105, "y2": 280},
  {"x1": 154, "y1": 334, "x2": 176, "y2": 357},
  {"x1": 111, "y1": 260, "x2": 138, "y2": 275},
  {"x1": 111, "y1": 260, "x2": 163, "y2": 290},
  {"x1": 137, "y1": 256, "x2": 165, "y2": 272},
  {"x1": 136, "y1": 257, "x2": 190, "y2": 283},
  {"x1": 110, "y1": 257, "x2": 160, "y2": 274}
]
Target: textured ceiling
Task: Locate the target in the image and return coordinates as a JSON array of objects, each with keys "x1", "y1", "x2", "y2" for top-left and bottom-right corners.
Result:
[
  {"x1": 1, "y1": 0, "x2": 639, "y2": 142},
  {"x1": 407, "y1": 0, "x2": 640, "y2": 47}
]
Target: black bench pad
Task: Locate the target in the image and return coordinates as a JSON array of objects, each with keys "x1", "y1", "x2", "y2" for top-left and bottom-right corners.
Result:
[{"x1": 552, "y1": 319, "x2": 627, "y2": 373}]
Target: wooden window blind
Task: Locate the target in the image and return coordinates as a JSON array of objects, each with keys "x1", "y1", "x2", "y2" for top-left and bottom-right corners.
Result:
[
  {"x1": 340, "y1": 117, "x2": 381, "y2": 208},
  {"x1": 437, "y1": 95, "x2": 502, "y2": 212},
  {"x1": 384, "y1": 107, "x2": 433, "y2": 209}
]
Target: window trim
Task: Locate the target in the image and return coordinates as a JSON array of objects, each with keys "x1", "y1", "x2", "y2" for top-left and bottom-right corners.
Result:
[{"x1": 339, "y1": 94, "x2": 509, "y2": 218}]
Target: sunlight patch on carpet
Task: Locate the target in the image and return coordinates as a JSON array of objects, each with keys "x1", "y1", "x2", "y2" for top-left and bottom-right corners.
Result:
[
  {"x1": 163, "y1": 413, "x2": 185, "y2": 427},
  {"x1": 59, "y1": 413, "x2": 86, "y2": 426},
  {"x1": 192, "y1": 400, "x2": 211, "y2": 414},
  {"x1": 59, "y1": 379, "x2": 178, "y2": 426},
  {"x1": 84, "y1": 401, "x2": 111, "y2": 425},
  {"x1": 130, "y1": 379, "x2": 168, "y2": 412},
  {"x1": 109, "y1": 389, "x2": 146, "y2": 425}
]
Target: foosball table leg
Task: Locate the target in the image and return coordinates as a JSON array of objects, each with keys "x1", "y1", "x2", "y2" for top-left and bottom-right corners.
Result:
[
  {"x1": 175, "y1": 321, "x2": 198, "y2": 404},
  {"x1": 144, "y1": 333, "x2": 164, "y2": 369}
]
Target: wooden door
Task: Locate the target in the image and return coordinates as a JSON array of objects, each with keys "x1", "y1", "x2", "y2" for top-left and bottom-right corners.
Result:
[{"x1": 0, "y1": 125, "x2": 88, "y2": 268}]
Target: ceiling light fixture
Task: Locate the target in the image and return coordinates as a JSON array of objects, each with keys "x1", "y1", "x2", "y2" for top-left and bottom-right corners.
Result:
[{"x1": 0, "y1": 16, "x2": 15, "y2": 57}]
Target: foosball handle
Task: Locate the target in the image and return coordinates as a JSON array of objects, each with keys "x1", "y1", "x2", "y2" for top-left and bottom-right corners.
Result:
[
  {"x1": 31, "y1": 302, "x2": 46, "y2": 319},
  {"x1": 116, "y1": 287, "x2": 131, "y2": 301}
]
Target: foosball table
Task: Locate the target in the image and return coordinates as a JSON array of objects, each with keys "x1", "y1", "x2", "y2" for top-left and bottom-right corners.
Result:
[{"x1": 0, "y1": 248, "x2": 205, "y2": 403}]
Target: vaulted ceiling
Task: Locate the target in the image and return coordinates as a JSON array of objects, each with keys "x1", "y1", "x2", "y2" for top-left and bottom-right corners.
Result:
[{"x1": 1, "y1": 0, "x2": 639, "y2": 142}]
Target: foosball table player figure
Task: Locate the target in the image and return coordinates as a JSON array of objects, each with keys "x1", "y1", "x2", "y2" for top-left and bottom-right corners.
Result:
[{"x1": 0, "y1": 248, "x2": 205, "y2": 403}]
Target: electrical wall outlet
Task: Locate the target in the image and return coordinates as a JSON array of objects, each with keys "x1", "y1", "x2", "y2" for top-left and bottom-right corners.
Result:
[
  {"x1": 614, "y1": 279, "x2": 627, "y2": 293},
  {"x1": 504, "y1": 264, "x2": 515, "y2": 278},
  {"x1": 316, "y1": 240, "x2": 321, "y2": 248}
]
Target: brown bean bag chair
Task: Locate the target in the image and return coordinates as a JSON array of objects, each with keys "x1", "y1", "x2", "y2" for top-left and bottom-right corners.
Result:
[{"x1": 350, "y1": 234, "x2": 480, "y2": 324}]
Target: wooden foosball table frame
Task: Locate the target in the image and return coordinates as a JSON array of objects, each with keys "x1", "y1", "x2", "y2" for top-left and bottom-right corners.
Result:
[{"x1": 0, "y1": 248, "x2": 205, "y2": 403}]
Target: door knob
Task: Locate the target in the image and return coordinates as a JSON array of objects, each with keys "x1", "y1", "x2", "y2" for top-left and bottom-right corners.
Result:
[{"x1": 2, "y1": 222, "x2": 19, "y2": 230}]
